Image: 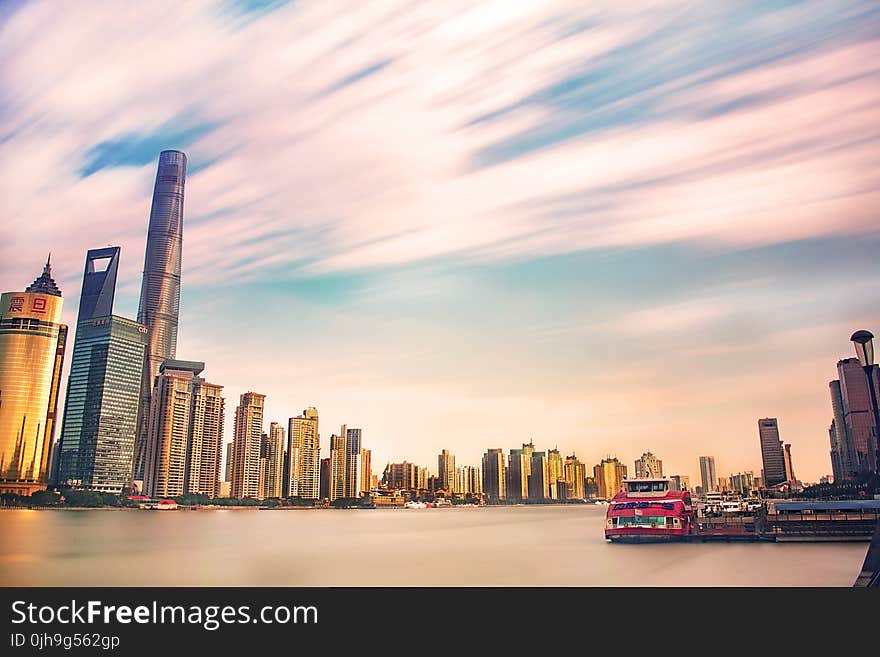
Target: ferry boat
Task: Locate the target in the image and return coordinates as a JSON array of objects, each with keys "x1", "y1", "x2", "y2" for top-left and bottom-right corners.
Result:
[{"x1": 605, "y1": 478, "x2": 696, "y2": 542}]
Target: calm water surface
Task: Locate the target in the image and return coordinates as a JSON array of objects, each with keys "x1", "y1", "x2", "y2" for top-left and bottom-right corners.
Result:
[{"x1": 0, "y1": 506, "x2": 868, "y2": 586}]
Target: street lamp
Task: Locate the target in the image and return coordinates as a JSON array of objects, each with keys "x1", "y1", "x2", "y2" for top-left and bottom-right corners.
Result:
[{"x1": 850, "y1": 330, "x2": 880, "y2": 473}]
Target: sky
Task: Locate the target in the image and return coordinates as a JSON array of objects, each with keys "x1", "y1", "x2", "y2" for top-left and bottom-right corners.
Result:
[{"x1": 1, "y1": 0, "x2": 879, "y2": 485}]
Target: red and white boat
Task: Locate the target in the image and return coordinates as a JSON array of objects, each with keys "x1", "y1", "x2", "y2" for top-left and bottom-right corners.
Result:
[{"x1": 605, "y1": 478, "x2": 696, "y2": 542}]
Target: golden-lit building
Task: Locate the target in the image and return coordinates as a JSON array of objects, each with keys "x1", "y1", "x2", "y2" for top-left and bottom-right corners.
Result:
[
  {"x1": 288, "y1": 408, "x2": 319, "y2": 499},
  {"x1": 231, "y1": 392, "x2": 265, "y2": 499},
  {"x1": 594, "y1": 457, "x2": 627, "y2": 500},
  {"x1": 564, "y1": 454, "x2": 586, "y2": 500},
  {"x1": 360, "y1": 448, "x2": 372, "y2": 493},
  {"x1": 547, "y1": 448, "x2": 564, "y2": 500},
  {"x1": 0, "y1": 259, "x2": 68, "y2": 495},
  {"x1": 143, "y1": 360, "x2": 224, "y2": 499}
]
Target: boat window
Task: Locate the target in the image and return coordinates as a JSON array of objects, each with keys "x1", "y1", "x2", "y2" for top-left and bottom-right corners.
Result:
[
  {"x1": 615, "y1": 516, "x2": 669, "y2": 528},
  {"x1": 627, "y1": 481, "x2": 668, "y2": 493}
]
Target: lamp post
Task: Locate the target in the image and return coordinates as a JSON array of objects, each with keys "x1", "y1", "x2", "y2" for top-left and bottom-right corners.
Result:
[{"x1": 851, "y1": 330, "x2": 880, "y2": 473}]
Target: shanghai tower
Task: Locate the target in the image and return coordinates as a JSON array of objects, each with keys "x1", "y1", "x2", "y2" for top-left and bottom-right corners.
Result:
[{"x1": 133, "y1": 150, "x2": 187, "y2": 482}]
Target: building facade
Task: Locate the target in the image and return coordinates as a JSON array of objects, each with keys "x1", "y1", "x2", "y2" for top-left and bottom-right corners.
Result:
[
  {"x1": 635, "y1": 451, "x2": 663, "y2": 479},
  {"x1": 329, "y1": 433, "x2": 347, "y2": 501},
  {"x1": 699, "y1": 456, "x2": 717, "y2": 493},
  {"x1": 563, "y1": 454, "x2": 586, "y2": 500},
  {"x1": 142, "y1": 360, "x2": 224, "y2": 499},
  {"x1": 594, "y1": 457, "x2": 627, "y2": 500},
  {"x1": 834, "y1": 358, "x2": 880, "y2": 476},
  {"x1": 261, "y1": 422, "x2": 285, "y2": 499},
  {"x1": 758, "y1": 418, "x2": 786, "y2": 487},
  {"x1": 482, "y1": 449, "x2": 506, "y2": 501},
  {"x1": 57, "y1": 247, "x2": 148, "y2": 494},
  {"x1": 345, "y1": 427, "x2": 362, "y2": 499},
  {"x1": 438, "y1": 449, "x2": 455, "y2": 493},
  {"x1": 507, "y1": 449, "x2": 529, "y2": 501},
  {"x1": 0, "y1": 260, "x2": 68, "y2": 495},
  {"x1": 231, "y1": 392, "x2": 265, "y2": 499},
  {"x1": 134, "y1": 150, "x2": 187, "y2": 482},
  {"x1": 287, "y1": 408, "x2": 319, "y2": 499},
  {"x1": 360, "y1": 448, "x2": 372, "y2": 493}
]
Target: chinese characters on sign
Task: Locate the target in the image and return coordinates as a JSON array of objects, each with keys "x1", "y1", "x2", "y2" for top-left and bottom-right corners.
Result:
[{"x1": 9, "y1": 296, "x2": 25, "y2": 312}]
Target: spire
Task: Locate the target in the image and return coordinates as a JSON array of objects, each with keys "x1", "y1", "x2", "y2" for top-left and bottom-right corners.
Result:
[{"x1": 26, "y1": 254, "x2": 62, "y2": 297}]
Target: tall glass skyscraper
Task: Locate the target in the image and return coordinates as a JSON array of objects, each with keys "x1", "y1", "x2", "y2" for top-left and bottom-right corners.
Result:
[
  {"x1": 56, "y1": 247, "x2": 147, "y2": 493},
  {"x1": 0, "y1": 259, "x2": 68, "y2": 495},
  {"x1": 758, "y1": 418, "x2": 786, "y2": 487},
  {"x1": 134, "y1": 150, "x2": 187, "y2": 482}
]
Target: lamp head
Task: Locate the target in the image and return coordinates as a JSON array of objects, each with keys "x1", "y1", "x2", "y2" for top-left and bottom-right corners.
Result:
[{"x1": 850, "y1": 330, "x2": 875, "y2": 367}]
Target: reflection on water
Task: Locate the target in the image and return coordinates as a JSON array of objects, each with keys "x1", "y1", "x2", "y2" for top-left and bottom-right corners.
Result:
[{"x1": 0, "y1": 506, "x2": 867, "y2": 586}]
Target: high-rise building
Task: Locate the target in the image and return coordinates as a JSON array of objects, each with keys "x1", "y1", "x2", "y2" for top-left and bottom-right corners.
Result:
[
  {"x1": 184, "y1": 377, "x2": 224, "y2": 497},
  {"x1": 384, "y1": 462, "x2": 419, "y2": 490},
  {"x1": 231, "y1": 392, "x2": 265, "y2": 499},
  {"x1": 360, "y1": 448, "x2": 372, "y2": 493},
  {"x1": 329, "y1": 433, "x2": 347, "y2": 501},
  {"x1": 262, "y1": 422, "x2": 285, "y2": 499},
  {"x1": 438, "y1": 449, "x2": 455, "y2": 492},
  {"x1": 593, "y1": 457, "x2": 627, "y2": 500},
  {"x1": 758, "y1": 418, "x2": 786, "y2": 487},
  {"x1": 729, "y1": 471, "x2": 755, "y2": 497},
  {"x1": 224, "y1": 442, "x2": 234, "y2": 483},
  {"x1": 482, "y1": 449, "x2": 506, "y2": 501},
  {"x1": 699, "y1": 456, "x2": 717, "y2": 493},
  {"x1": 834, "y1": 358, "x2": 880, "y2": 475},
  {"x1": 345, "y1": 426, "x2": 362, "y2": 499},
  {"x1": 547, "y1": 448, "x2": 564, "y2": 500},
  {"x1": 563, "y1": 454, "x2": 586, "y2": 500},
  {"x1": 142, "y1": 360, "x2": 224, "y2": 498},
  {"x1": 134, "y1": 150, "x2": 187, "y2": 482},
  {"x1": 319, "y1": 457, "x2": 331, "y2": 499},
  {"x1": 635, "y1": 451, "x2": 663, "y2": 479},
  {"x1": 455, "y1": 465, "x2": 481, "y2": 496},
  {"x1": 417, "y1": 466, "x2": 429, "y2": 491},
  {"x1": 0, "y1": 259, "x2": 68, "y2": 495},
  {"x1": 529, "y1": 451, "x2": 550, "y2": 501},
  {"x1": 507, "y1": 449, "x2": 529, "y2": 501},
  {"x1": 829, "y1": 379, "x2": 852, "y2": 480},
  {"x1": 287, "y1": 408, "x2": 319, "y2": 499},
  {"x1": 783, "y1": 444, "x2": 795, "y2": 483},
  {"x1": 56, "y1": 248, "x2": 148, "y2": 494}
]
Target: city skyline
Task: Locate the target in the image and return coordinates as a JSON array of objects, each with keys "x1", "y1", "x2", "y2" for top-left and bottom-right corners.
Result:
[{"x1": 3, "y1": 1, "x2": 880, "y2": 484}]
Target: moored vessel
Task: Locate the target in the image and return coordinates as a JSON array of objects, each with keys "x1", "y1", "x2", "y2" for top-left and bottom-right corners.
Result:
[{"x1": 605, "y1": 478, "x2": 696, "y2": 542}]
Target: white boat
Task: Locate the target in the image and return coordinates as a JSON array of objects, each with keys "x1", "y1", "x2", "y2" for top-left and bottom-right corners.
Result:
[{"x1": 404, "y1": 501, "x2": 427, "y2": 509}]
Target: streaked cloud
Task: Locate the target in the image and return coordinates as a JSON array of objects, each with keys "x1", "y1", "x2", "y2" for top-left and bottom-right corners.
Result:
[{"x1": 1, "y1": 0, "x2": 878, "y2": 481}]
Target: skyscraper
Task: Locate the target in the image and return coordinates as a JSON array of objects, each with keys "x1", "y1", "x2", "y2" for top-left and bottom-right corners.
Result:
[
  {"x1": 758, "y1": 418, "x2": 786, "y2": 487},
  {"x1": 547, "y1": 448, "x2": 564, "y2": 500},
  {"x1": 593, "y1": 457, "x2": 627, "y2": 500},
  {"x1": 563, "y1": 454, "x2": 585, "y2": 500},
  {"x1": 360, "y1": 448, "x2": 372, "y2": 494},
  {"x1": 834, "y1": 358, "x2": 880, "y2": 475},
  {"x1": 635, "y1": 451, "x2": 663, "y2": 478},
  {"x1": 319, "y1": 457, "x2": 331, "y2": 499},
  {"x1": 528, "y1": 451, "x2": 550, "y2": 501},
  {"x1": 57, "y1": 247, "x2": 148, "y2": 493},
  {"x1": 482, "y1": 449, "x2": 506, "y2": 501},
  {"x1": 438, "y1": 449, "x2": 456, "y2": 492},
  {"x1": 231, "y1": 392, "x2": 265, "y2": 499},
  {"x1": 287, "y1": 408, "x2": 319, "y2": 499},
  {"x1": 507, "y1": 449, "x2": 529, "y2": 501},
  {"x1": 184, "y1": 377, "x2": 224, "y2": 497},
  {"x1": 0, "y1": 259, "x2": 68, "y2": 495},
  {"x1": 345, "y1": 426, "x2": 362, "y2": 499},
  {"x1": 699, "y1": 456, "x2": 717, "y2": 493},
  {"x1": 224, "y1": 442, "x2": 234, "y2": 483},
  {"x1": 783, "y1": 443, "x2": 795, "y2": 483},
  {"x1": 142, "y1": 360, "x2": 224, "y2": 498},
  {"x1": 262, "y1": 422, "x2": 285, "y2": 499},
  {"x1": 134, "y1": 150, "x2": 187, "y2": 482},
  {"x1": 829, "y1": 378, "x2": 852, "y2": 480},
  {"x1": 329, "y1": 433, "x2": 346, "y2": 501}
]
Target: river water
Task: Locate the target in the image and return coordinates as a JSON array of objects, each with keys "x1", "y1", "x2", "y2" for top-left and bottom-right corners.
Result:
[{"x1": 0, "y1": 505, "x2": 868, "y2": 586}]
